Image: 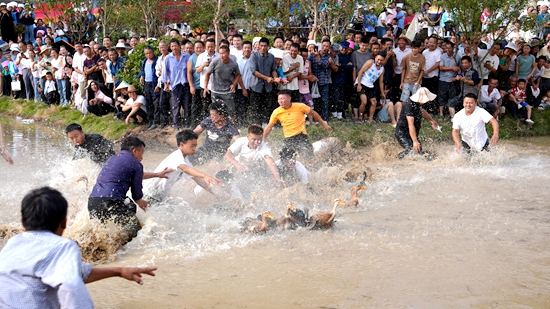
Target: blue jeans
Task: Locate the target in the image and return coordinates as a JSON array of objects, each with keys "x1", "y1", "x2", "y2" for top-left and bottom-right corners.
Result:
[
  {"x1": 318, "y1": 84, "x2": 330, "y2": 121},
  {"x1": 400, "y1": 83, "x2": 418, "y2": 102},
  {"x1": 57, "y1": 79, "x2": 67, "y2": 104},
  {"x1": 24, "y1": 25, "x2": 34, "y2": 43},
  {"x1": 33, "y1": 77, "x2": 42, "y2": 102}
]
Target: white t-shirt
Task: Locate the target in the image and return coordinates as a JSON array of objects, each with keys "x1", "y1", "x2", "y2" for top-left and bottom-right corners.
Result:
[
  {"x1": 275, "y1": 160, "x2": 310, "y2": 184},
  {"x1": 105, "y1": 60, "x2": 114, "y2": 84},
  {"x1": 228, "y1": 136, "x2": 273, "y2": 164},
  {"x1": 393, "y1": 46, "x2": 412, "y2": 75},
  {"x1": 230, "y1": 46, "x2": 243, "y2": 60},
  {"x1": 281, "y1": 54, "x2": 303, "y2": 91},
  {"x1": 125, "y1": 95, "x2": 147, "y2": 112},
  {"x1": 143, "y1": 149, "x2": 194, "y2": 201},
  {"x1": 422, "y1": 48, "x2": 442, "y2": 78},
  {"x1": 51, "y1": 56, "x2": 65, "y2": 79},
  {"x1": 196, "y1": 51, "x2": 219, "y2": 89},
  {"x1": 479, "y1": 85, "x2": 501, "y2": 103},
  {"x1": 72, "y1": 51, "x2": 86, "y2": 83},
  {"x1": 452, "y1": 106, "x2": 493, "y2": 151},
  {"x1": 477, "y1": 48, "x2": 499, "y2": 80}
]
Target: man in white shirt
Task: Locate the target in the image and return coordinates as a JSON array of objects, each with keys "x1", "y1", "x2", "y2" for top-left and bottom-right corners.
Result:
[
  {"x1": 475, "y1": 43, "x2": 500, "y2": 85},
  {"x1": 196, "y1": 38, "x2": 218, "y2": 110},
  {"x1": 479, "y1": 77, "x2": 501, "y2": 116},
  {"x1": 280, "y1": 43, "x2": 303, "y2": 102},
  {"x1": 393, "y1": 35, "x2": 412, "y2": 100},
  {"x1": 0, "y1": 187, "x2": 157, "y2": 309},
  {"x1": 143, "y1": 130, "x2": 220, "y2": 202},
  {"x1": 230, "y1": 33, "x2": 244, "y2": 60},
  {"x1": 224, "y1": 124, "x2": 285, "y2": 185},
  {"x1": 72, "y1": 42, "x2": 87, "y2": 100},
  {"x1": 422, "y1": 36, "x2": 442, "y2": 114},
  {"x1": 452, "y1": 93, "x2": 499, "y2": 153}
]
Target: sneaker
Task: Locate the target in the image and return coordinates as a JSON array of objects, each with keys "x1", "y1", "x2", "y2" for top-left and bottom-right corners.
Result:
[
  {"x1": 337, "y1": 112, "x2": 343, "y2": 119},
  {"x1": 525, "y1": 119, "x2": 534, "y2": 124}
]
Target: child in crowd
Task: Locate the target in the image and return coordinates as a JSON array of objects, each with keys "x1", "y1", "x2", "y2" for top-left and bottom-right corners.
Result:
[
  {"x1": 376, "y1": 83, "x2": 402, "y2": 127},
  {"x1": 539, "y1": 89, "x2": 550, "y2": 109},
  {"x1": 39, "y1": 71, "x2": 60, "y2": 106},
  {"x1": 298, "y1": 47, "x2": 316, "y2": 125},
  {"x1": 510, "y1": 79, "x2": 534, "y2": 125}
]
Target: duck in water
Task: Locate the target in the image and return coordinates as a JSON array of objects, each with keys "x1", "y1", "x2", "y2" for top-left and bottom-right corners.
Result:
[{"x1": 307, "y1": 199, "x2": 346, "y2": 229}]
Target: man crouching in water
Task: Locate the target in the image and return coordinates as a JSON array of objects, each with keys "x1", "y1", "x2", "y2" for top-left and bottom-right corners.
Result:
[{"x1": 87, "y1": 136, "x2": 172, "y2": 241}]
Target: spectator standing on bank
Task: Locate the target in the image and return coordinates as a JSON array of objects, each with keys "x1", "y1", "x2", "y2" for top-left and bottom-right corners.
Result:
[
  {"x1": 155, "y1": 40, "x2": 171, "y2": 128},
  {"x1": 249, "y1": 37, "x2": 277, "y2": 125},
  {"x1": 138, "y1": 46, "x2": 159, "y2": 129},
  {"x1": 188, "y1": 40, "x2": 206, "y2": 128},
  {"x1": 163, "y1": 38, "x2": 191, "y2": 130}
]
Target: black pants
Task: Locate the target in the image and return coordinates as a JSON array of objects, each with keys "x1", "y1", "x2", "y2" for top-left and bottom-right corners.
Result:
[
  {"x1": 422, "y1": 76, "x2": 439, "y2": 115},
  {"x1": 190, "y1": 87, "x2": 209, "y2": 128},
  {"x1": 235, "y1": 88, "x2": 250, "y2": 127},
  {"x1": 170, "y1": 83, "x2": 191, "y2": 128},
  {"x1": 88, "y1": 101, "x2": 114, "y2": 116},
  {"x1": 395, "y1": 127, "x2": 421, "y2": 159},
  {"x1": 144, "y1": 82, "x2": 158, "y2": 125},
  {"x1": 157, "y1": 88, "x2": 171, "y2": 126},
  {"x1": 462, "y1": 139, "x2": 490, "y2": 154},
  {"x1": 88, "y1": 197, "x2": 141, "y2": 239},
  {"x1": 283, "y1": 133, "x2": 314, "y2": 158},
  {"x1": 249, "y1": 89, "x2": 273, "y2": 125}
]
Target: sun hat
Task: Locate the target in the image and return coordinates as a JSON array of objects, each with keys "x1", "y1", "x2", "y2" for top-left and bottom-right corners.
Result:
[
  {"x1": 340, "y1": 41, "x2": 350, "y2": 49},
  {"x1": 269, "y1": 48, "x2": 284, "y2": 59},
  {"x1": 40, "y1": 69, "x2": 49, "y2": 78},
  {"x1": 0, "y1": 3, "x2": 6, "y2": 7},
  {"x1": 9, "y1": 43, "x2": 19, "y2": 52},
  {"x1": 396, "y1": 3, "x2": 404, "y2": 8},
  {"x1": 115, "y1": 42, "x2": 129, "y2": 49},
  {"x1": 410, "y1": 87, "x2": 437, "y2": 104},
  {"x1": 126, "y1": 85, "x2": 138, "y2": 93},
  {"x1": 114, "y1": 81, "x2": 130, "y2": 92},
  {"x1": 307, "y1": 39, "x2": 316, "y2": 47},
  {"x1": 39, "y1": 45, "x2": 51, "y2": 54},
  {"x1": 397, "y1": 34, "x2": 411, "y2": 44},
  {"x1": 504, "y1": 42, "x2": 517, "y2": 52},
  {"x1": 252, "y1": 37, "x2": 261, "y2": 46}
]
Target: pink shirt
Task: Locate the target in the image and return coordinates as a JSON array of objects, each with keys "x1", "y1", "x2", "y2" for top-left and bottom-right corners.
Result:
[{"x1": 298, "y1": 59, "x2": 310, "y2": 94}]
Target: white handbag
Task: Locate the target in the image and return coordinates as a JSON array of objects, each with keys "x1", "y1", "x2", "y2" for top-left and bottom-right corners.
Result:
[
  {"x1": 311, "y1": 82, "x2": 320, "y2": 99},
  {"x1": 11, "y1": 80, "x2": 21, "y2": 92}
]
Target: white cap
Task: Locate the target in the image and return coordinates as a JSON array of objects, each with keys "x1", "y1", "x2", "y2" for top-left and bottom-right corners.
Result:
[
  {"x1": 0, "y1": 3, "x2": 7, "y2": 7},
  {"x1": 252, "y1": 37, "x2": 261, "y2": 45},
  {"x1": 307, "y1": 39, "x2": 316, "y2": 47},
  {"x1": 270, "y1": 48, "x2": 284, "y2": 59},
  {"x1": 17, "y1": 3, "x2": 23, "y2": 8},
  {"x1": 396, "y1": 3, "x2": 404, "y2": 8},
  {"x1": 56, "y1": 29, "x2": 65, "y2": 36}
]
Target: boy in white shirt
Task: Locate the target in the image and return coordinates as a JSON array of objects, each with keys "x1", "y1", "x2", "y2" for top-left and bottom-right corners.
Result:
[{"x1": 143, "y1": 130, "x2": 220, "y2": 202}]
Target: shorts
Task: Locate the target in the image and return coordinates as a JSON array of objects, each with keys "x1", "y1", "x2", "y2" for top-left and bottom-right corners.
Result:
[
  {"x1": 519, "y1": 102, "x2": 529, "y2": 107},
  {"x1": 300, "y1": 93, "x2": 314, "y2": 109},
  {"x1": 358, "y1": 84, "x2": 377, "y2": 100},
  {"x1": 400, "y1": 83, "x2": 418, "y2": 102},
  {"x1": 438, "y1": 81, "x2": 457, "y2": 107},
  {"x1": 211, "y1": 92, "x2": 235, "y2": 116},
  {"x1": 376, "y1": 105, "x2": 391, "y2": 122}
]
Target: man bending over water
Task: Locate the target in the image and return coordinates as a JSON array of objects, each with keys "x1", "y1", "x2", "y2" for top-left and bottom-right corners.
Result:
[
  {"x1": 0, "y1": 187, "x2": 156, "y2": 308},
  {"x1": 66, "y1": 123, "x2": 115, "y2": 165}
]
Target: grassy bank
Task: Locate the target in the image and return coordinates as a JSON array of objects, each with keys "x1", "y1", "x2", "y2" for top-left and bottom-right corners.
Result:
[{"x1": 1, "y1": 97, "x2": 549, "y2": 146}]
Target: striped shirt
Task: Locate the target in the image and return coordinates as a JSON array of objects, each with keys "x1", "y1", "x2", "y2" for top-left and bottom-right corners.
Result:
[{"x1": 0, "y1": 231, "x2": 93, "y2": 309}]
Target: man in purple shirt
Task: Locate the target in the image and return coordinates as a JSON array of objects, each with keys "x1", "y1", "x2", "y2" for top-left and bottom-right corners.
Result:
[
  {"x1": 88, "y1": 137, "x2": 171, "y2": 240},
  {"x1": 162, "y1": 38, "x2": 191, "y2": 130}
]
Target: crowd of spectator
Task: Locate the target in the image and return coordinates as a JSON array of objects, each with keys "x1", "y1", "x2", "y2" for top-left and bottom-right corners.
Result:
[{"x1": 2, "y1": 1, "x2": 550, "y2": 131}]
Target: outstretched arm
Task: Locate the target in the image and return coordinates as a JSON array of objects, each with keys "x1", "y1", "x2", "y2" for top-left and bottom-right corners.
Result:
[
  {"x1": 86, "y1": 266, "x2": 157, "y2": 285},
  {"x1": 309, "y1": 110, "x2": 332, "y2": 131},
  {"x1": 489, "y1": 117, "x2": 499, "y2": 144}
]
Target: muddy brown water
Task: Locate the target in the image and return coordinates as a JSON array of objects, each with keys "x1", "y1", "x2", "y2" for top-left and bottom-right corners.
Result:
[{"x1": 1, "y1": 116, "x2": 550, "y2": 308}]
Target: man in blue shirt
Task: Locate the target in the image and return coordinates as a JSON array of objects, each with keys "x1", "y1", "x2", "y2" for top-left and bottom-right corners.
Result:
[
  {"x1": 309, "y1": 39, "x2": 331, "y2": 121},
  {"x1": 163, "y1": 38, "x2": 191, "y2": 130},
  {"x1": 108, "y1": 48, "x2": 125, "y2": 87},
  {"x1": 249, "y1": 37, "x2": 277, "y2": 125},
  {"x1": 138, "y1": 46, "x2": 159, "y2": 129},
  {"x1": 88, "y1": 137, "x2": 171, "y2": 239},
  {"x1": 363, "y1": 6, "x2": 378, "y2": 38}
]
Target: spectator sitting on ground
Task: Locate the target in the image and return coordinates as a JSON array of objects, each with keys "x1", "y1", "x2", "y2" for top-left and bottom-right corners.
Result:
[
  {"x1": 509, "y1": 78, "x2": 535, "y2": 125},
  {"x1": 191, "y1": 102, "x2": 240, "y2": 166},
  {"x1": 376, "y1": 82, "x2": 402, "y2": 126},
  {"x1": 120, "y1": 85, "x2": 147, "y2": 125},
  {"x1": 84, "y1": 80, "x2": 114, "y2": 117}
]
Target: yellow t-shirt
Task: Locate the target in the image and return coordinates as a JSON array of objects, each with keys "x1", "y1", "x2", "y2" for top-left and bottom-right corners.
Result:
[{"x1": 269, "y1": 103, "x2": 311, "y2": 138}]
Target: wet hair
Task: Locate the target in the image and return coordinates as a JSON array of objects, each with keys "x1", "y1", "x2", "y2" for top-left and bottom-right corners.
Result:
[
  {"x1": 411, "y1": 40, "x2": 422, "y2": 48},
  {"x1": 65, "y1": 123, "x2": 83, "y2": 134},
  {"x1": 461, "y1": 55, "x2": 472, "y2": 63},
  {"x1": 518, "y1": 78, "x2": 527, "y2": 84},
  {"x1": 176, "y1": 129, "x2": 198, "y2": 145},
  {"x1": 278, "y1": 89, "x2": 292, "y2": 97},
  {"x1": 279, "y1": 147, "x2": 296, "y2": 160},
  {"x1": 121, "y1": 136, "x2": 145, "y2": 152},
  {"x1": 248, "y1": 124, "x2": 264, "y2": 136},
  {"x1": 215, "y1": 170, "x2": 234, "y2": 183},
  {"x1": 464, "y1": 93, "x2": 478, "y2": 101},
  {"x1": 21, "y1": 187, "x2": 68, "y2": 233},
  {"x1": 210, "y1": 102, "x2": 228, "y2": 116}
]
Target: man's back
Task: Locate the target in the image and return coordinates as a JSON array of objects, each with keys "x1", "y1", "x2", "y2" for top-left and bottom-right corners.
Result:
[
  {"x1": 0, "y1": 231, "x2": 93, "y2": 309},
  {"x1": 73, "y1": 133, "x2": 114, "y2": 164}
]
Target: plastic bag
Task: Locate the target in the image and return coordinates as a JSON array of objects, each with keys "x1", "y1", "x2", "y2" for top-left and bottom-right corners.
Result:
[
  {"x1": 311, "y1": 82, "x2": 320, "y2": 99},
  {"x1": 11, "y1": 80, "x2": 21, "y2": 92}
]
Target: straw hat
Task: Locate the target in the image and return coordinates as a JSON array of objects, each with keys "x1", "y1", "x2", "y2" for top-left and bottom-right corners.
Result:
[
  {"x1": 126, "y1": 85, "x2": 138, "y2": 93},
  {"x1": 114, "y1": 81, "x2": 130, "y2": 93},
  {"x1": 39, "y1": 46, "x2": 51, "y2": 54},
  {"x1": 410, "y1": 87, "x2": 437, "y2": 104},
  {"x1": 115, "y1": 42, "x2": 130, "y2": 49},
  {"x1": 397, "y1": 34, "x2": 411, "y2": 44}
]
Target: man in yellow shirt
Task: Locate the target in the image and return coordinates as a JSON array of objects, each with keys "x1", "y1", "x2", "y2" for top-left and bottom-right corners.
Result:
[{"x1": 263, "y1": 89, "x2": 332, "y2": 157}]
